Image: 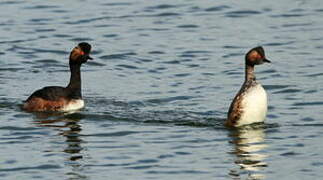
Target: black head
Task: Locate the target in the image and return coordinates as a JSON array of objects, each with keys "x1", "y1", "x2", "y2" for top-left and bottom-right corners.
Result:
[
  {"x1": 69, "y1": 42, "x2": 93, "y2": 64},
  {"x1": 245, "y1": 46, "x2": 270, "y2": 66}
]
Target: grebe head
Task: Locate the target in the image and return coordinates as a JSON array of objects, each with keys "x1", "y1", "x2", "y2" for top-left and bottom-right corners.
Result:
[
  {"x1": 70, "y1": 42, "x2": 93, "y2": 64},
  {"x1": 245, "y1": 46, "x2": 270, "y2": 66}
]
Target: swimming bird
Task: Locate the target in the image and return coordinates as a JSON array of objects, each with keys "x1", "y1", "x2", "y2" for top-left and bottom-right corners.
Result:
[
  {"x1": 23, "y1": 42, "x2": 93, "y2": 112},
  {"x1": 226, "y1": 46, "x2": 271, "y2": 127}
]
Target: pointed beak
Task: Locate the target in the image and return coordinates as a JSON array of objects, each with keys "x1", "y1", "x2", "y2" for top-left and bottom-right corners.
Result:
[
  {"x1": 263, "y1": 58, "x2": 271, "y2": 63},
  {"x1": 87, "y1": 55, "x2": 93, "y2": 60}
]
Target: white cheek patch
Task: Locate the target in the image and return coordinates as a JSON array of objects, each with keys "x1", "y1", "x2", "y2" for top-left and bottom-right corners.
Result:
[{"x1": 62, "y1": 99, "x2": 85, "y2": 112}]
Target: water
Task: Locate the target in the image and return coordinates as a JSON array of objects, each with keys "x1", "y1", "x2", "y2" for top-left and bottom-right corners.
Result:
[{"x1": 1, "y1": 0, "x2": 323, "y2": 179}]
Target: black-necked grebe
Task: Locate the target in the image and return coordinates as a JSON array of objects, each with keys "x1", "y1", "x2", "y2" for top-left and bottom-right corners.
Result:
[
  {"x1": 23, "y1": 42, "x2": 93, "y2": 112},
  {"x1": 226, "y1": 46, "x2": 271, "y2": 127}
]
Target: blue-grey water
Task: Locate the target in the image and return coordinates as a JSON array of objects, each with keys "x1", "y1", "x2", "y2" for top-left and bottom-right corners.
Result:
[{"x1": 1, "y1": 0, "x2": 323, "y2": 179}]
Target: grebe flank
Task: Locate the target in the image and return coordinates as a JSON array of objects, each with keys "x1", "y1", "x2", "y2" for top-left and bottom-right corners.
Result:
[
  {"x1": 23, "y1": 42, "x2": 93, "y2": 112},
  {"x1": 226, "y1": 46, "x2": 271, "y2": 127}
]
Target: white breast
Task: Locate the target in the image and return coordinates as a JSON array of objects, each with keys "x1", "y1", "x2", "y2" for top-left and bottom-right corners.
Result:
[
  {"x1": 237, "y1": 83, "x2": 267, "y2": 126},
  {"x1": 62, "y1": 99, "x2": 85, "y2": 112}
]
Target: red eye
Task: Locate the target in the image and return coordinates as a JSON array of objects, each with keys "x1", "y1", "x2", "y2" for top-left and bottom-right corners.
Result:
[{"x1": 80, "y1": 51, "x2": 85, "y2": 55}]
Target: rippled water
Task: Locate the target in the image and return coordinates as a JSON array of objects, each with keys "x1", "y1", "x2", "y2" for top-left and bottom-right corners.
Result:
[{"x1": 1, "y1": 0, "x2": 323, "y2": 179}]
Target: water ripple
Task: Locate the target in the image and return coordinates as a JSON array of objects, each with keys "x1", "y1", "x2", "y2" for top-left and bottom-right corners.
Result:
[
  {"x1": 205, "y1": 5, "x2": 231, "y2": 12},
  {"x1": 225, "y1": 10, "x2": 262, "y2": 18},
  {"x1": 0, "y1": 1, "x2": 22, "y2": 5},
  {"x1": 83, "y1": 131, "x2": 140, "y2": 137},
  {"x1": 144, "y1": 96, "x2": 195, "y2": 104},
  {"x1": 177, "y1": 24, "x2": 199, "y2": 29},
  {"x1": 0, "y1": 126, "x2": 39, "y2": 131},
  {"x1": 305, "y1": 73, "x2": 323, "y2": 77},
  {"x1": 273, "y1": 88, "x2": 301, "y2": 94},
  {"x1": 292, "y1": 101, "x2": 323, "y2": 106},
  {"x1": 147, "y1": 4, "x2": 180, "y2": 10},
  {"x1": 271, "y1": 13, "x2": 307, "y2": 18},
  {"x1": 99, "y1": 52, "x2": 137, "y2": 60},
  {"x1": 102, "y1": 2, "x2": 133, "y2": 6},
  {"x1": 117, "y1": 64, "x2": 139, "y2": 70},
  {"x1": 0, "y1": 164, "x2": 61, "y2": 172},
  {"x1": 154, "y1": 12, "x2": 181, "y2": 17}
]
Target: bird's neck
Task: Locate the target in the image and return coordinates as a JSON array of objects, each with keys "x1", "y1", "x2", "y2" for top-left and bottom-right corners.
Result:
[
  {"x1": 66, "y1": 62, "x2": 82, "y2": 99},
  {"x1": 245, "y1": 64, "x2": 256, "y2": 83}
]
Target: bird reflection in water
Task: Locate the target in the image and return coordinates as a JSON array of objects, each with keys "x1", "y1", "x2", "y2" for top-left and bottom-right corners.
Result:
[
  {"x1": 33, "y1": 112, "x2": 84, "y2": 160},
  {"x1": 32, "y1": 112, "x2": 87, "y2": 179},
  {"x1": 228, "y1": 125, "x2": 268, "y2": 180}
]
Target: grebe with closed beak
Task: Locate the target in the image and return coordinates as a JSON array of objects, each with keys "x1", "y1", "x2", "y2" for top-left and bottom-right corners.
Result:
[
  {"x1": 23, "y1": 42, "x2": 93, "y2": 112},
  {"x1": 226, "y1": 46, "x2": 271, "y2": 127}
]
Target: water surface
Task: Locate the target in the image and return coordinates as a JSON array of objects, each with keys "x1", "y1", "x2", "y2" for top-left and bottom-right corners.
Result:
[{"x1": 1, "y1": 0, "x2": 323, "y2": 179}]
